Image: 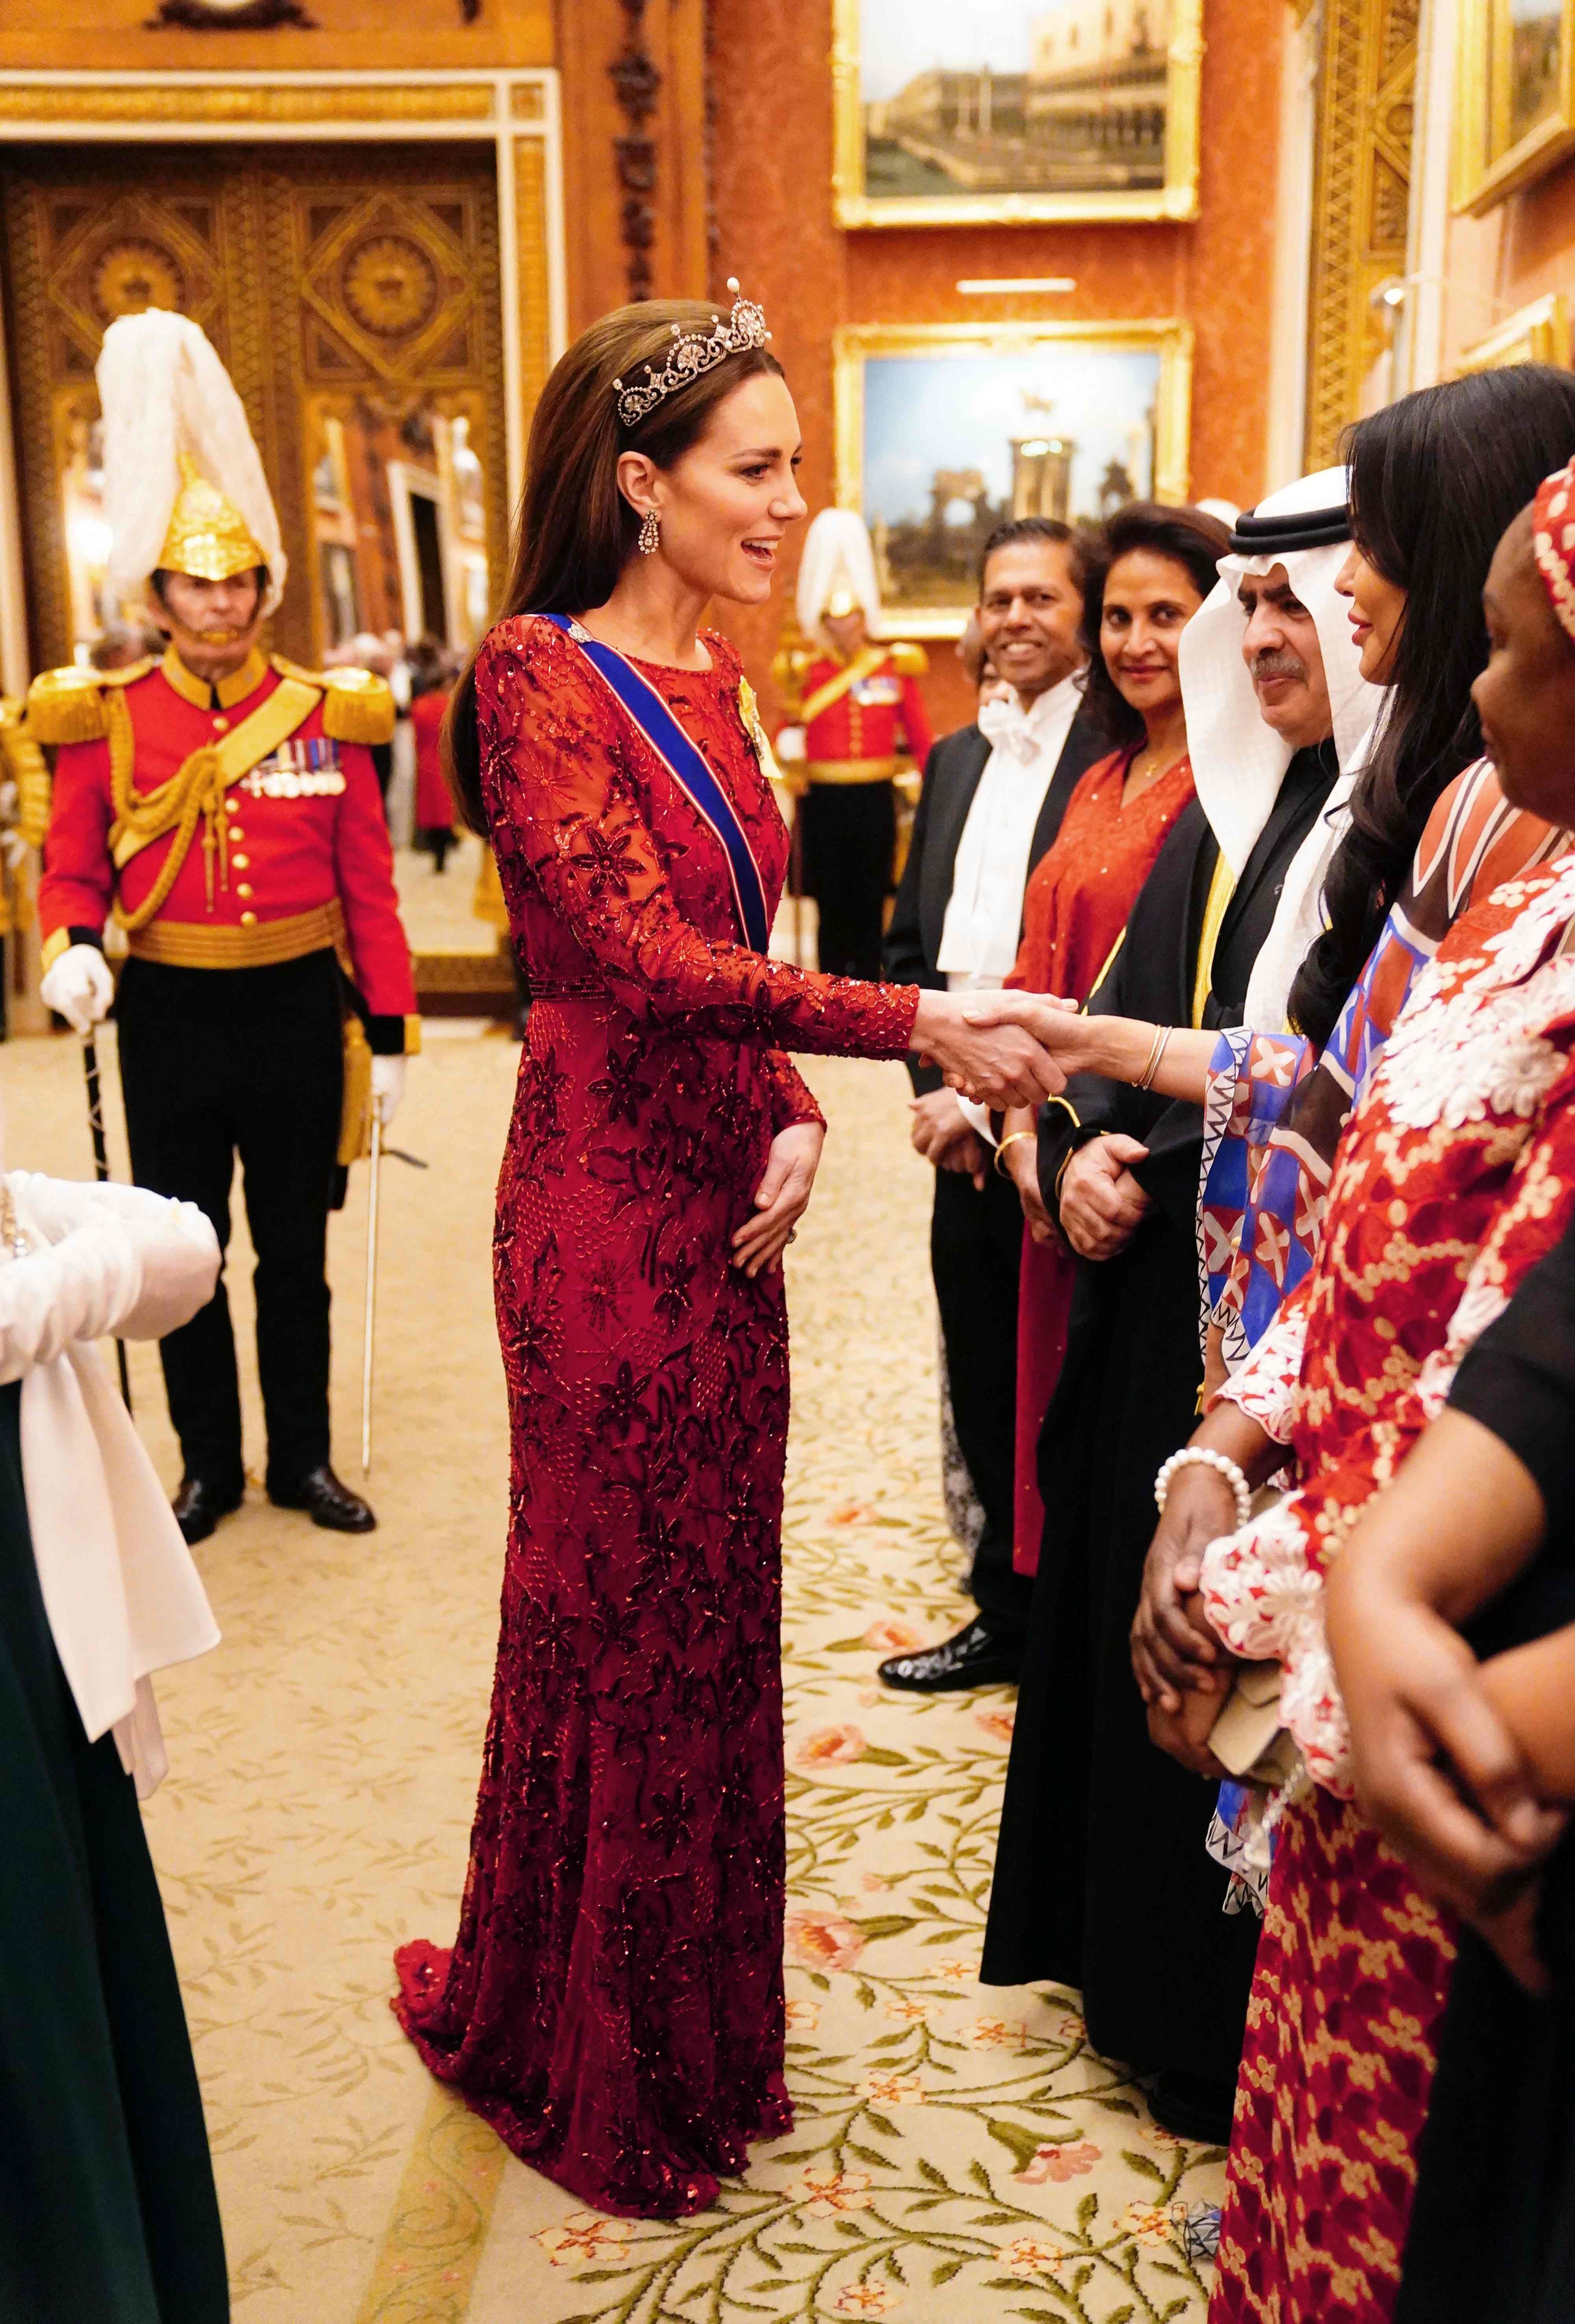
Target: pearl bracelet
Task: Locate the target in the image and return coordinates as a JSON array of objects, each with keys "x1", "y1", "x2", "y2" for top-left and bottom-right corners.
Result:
[{"x1": 1154, "y1": 1446, "x2": 1252, "y2": 1532}]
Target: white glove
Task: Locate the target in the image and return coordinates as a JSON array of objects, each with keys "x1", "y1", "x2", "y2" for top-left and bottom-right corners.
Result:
[
  {"x1": 774, "y1": 725, "x2": 806, "y2": 764},
  {"x1": 40, "y1": 943, "x2": 114, "y2": 1033},
  {"x1": 371, "y1": 1053, "x2": 406, "y2": 1128}
]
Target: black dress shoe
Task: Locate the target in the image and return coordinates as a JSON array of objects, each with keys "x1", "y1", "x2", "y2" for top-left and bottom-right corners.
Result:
[
  {"x1": 1148, "y1": 2070, "x2": 1237, "y2": 2148},
  {"x1": 172, "y1": 1473, "x2": 245, "y2": 1546},
  {"x1": 878, "y1": 1615, "x2": 1023, "y2": 1693},
  {"x1": 267, "y1": 1463, "x2": 376, "y2": 1533}
]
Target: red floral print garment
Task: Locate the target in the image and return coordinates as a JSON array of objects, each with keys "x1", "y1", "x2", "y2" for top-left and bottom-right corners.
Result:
[
  {"x1": 393, "y1": 615, "x2": 917, "y2": 2218},
  {"x1": 1199, "y1": 850, "x2": 1575, "y2": 2322}
]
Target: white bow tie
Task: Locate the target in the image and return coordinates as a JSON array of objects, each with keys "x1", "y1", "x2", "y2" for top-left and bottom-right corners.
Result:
[{"x1": 977, "y1": 695, "x2": 1040, "y2": 764}]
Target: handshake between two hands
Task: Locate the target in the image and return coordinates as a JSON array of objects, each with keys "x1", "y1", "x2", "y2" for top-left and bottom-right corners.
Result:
[{"x1": 910, "y1": 988, "x2": 1086, "y2": 1112}]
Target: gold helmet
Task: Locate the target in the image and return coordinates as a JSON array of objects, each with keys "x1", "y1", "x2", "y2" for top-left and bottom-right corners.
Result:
[
  {"x1": 159, "y1": 451, "x2": 267, "y2": 585},
  {"x1": 96, "y1": 309, "x2": 286, "y2": 612}
]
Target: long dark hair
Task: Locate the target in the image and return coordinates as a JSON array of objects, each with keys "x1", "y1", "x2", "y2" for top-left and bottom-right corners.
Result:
[
  {"x1": 1078, "y1": 500, "x2": 1233, "y2": 749},
  {"x1": 1287, "y1": 365, "x2": 1575, "y2": 1043},
  {"x1": 443, "y1": 301, "x2": 785, "y2": 834}
]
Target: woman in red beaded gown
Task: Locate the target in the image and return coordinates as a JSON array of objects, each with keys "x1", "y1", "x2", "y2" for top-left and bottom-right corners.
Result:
[{"x1": 392, "y1": 295, "x2": 1058, "y2": 2218}]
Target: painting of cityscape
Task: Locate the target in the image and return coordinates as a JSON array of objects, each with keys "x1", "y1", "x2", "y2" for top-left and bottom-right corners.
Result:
[
  {"x1": 834, "y1": 324, "x2": 1191, "y2": 633},
  {"x1": 832, "y1": 0, "x2": 1201, "y2": 224}
]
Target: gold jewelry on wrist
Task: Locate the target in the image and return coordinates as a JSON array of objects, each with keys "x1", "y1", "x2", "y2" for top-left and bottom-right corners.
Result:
[
  {"x1": 1136, "y1": 1025, "x2": 1172, "y2": 1092},
  {"x1": 994, "y1": 1129, "x2": 1036, "y2": 1179}
]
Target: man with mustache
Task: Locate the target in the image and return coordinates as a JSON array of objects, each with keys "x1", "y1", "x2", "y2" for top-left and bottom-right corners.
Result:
[{"x1": 35, "y1": 309, "x2": 417, "y2": 1545}]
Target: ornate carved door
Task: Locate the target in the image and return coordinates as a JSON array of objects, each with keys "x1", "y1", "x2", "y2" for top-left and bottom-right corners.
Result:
[{"x1": 1, "y1": 142, "x2": 508, "y2": 670}]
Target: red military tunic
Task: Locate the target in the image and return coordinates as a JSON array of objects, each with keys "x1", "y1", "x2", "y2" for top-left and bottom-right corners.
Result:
[
  {"x1": 798, "y1": 644, "x2": 933, "y2": 782},
  {"x1": 37, "y1": 645, "x2": 416, "y2": 1051}
]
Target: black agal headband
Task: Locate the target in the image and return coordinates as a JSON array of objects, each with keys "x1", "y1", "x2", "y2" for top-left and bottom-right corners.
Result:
[{"x1": 1229, "y1": 500, "x2": 1352, "y2": 555}]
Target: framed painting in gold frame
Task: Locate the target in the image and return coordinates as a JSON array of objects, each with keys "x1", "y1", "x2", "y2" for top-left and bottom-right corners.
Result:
[
  {"x1": 834, "y1": 321, "x2": 1192, "y2": 637},
  {"x1": 1452, "y1": 291, "x2": 1571, "y2": 372},
  {"x1": 1454, "y1": 0, "x2": 1575, "y2": 213},
  {"x1": 830, "y1": 0, "x2": 1203, "y2": 228}
]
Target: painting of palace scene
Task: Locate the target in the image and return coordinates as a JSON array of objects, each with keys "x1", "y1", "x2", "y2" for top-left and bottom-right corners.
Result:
[
  {"x1": 855, "y1": 341, "x2": 1164, "y2": 628},
  {"x1": 839, "y1": 0, "x2": 1191, "y2": 219}
]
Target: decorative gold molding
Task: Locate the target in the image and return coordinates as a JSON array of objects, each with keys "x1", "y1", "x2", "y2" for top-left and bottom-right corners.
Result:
[
  {"x1": 513, "y1": 137, "x2": 553, "y2": 424},
  {"x1": 1454, "y1": 289, "x2": 1572, "y2": 371},
  {"x1": 830, "y1": 0, "x2": 1203, "y2": 228},
  {"x1": 509, "y1": 83, "x2": 546, "y2": 122},
  {"x1": 833, "y1": 319, "x2": 1192, "y2": 637},
  {"x1": 0, "y1": 83, "x2": 498, "y2": 124},
  {"x1": 1303, "y1": 0, "x2": 1418, "y2": 468}
]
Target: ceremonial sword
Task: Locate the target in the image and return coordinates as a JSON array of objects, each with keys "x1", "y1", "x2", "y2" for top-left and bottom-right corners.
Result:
[
  {"x1": 80, "y1": 1028, "x2": 133, "y2": 1412},
  {"x1": 360, "y1": 1113, "x2": 382, "y2": 1476}
]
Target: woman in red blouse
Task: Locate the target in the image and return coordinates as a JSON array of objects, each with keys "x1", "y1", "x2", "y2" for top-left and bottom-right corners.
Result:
[
  {"x1": 389, "y1": 293, "x2": 1062, "y2": 2218},
  {"x1": 993, "y1": 501, "x2": 1230, "y2": 1573}
]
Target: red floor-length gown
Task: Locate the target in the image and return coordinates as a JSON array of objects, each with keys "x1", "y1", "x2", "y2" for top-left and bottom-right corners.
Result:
[
  {"x1": 394, "y1": 613, "x2": 918, "y2": 2218},
  {"x1": 1005, "y1": 745, "x2": 1195, "y2": 1573}
]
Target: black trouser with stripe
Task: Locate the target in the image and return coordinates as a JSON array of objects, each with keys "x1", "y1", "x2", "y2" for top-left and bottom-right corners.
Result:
[
  {"x1": 116, "y1": 949, "x2": 343, "y2": 1491},
  {"x1": 931, "y1": 1163, "x2": 1034, "y2": 1644}
]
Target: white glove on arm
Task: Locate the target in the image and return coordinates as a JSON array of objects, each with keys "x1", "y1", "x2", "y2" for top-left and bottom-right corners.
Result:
[
  {"x1": 40, "y1": 943, "x2": 113, "y2": 1034},
  {"x1": 0, "y1": 1176, "x2": 219, "y2": 1379},
  {"x1": 371, "y1": 1054, "x2": 406, "y2": 1128}
]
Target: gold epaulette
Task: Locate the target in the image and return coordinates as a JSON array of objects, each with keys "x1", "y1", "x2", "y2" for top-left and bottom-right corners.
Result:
[
  {"x1": 26, "y1": 665, "x2": 107, "y2": 745},
  {"x1": 272, "y1": 654, "x2": 395, "y2": 747},
  {"x1": 0, "y1": 697, "x2": 52, "y2": 847},
  {"x1": 889, "y1": 641, "x2": 928, "y2": 677},
  {"x1": 770, "y1": 643, "x2": 812, "y2": 716}
]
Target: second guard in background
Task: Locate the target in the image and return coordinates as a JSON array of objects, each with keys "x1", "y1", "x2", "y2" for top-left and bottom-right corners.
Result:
[
  {"x1": 775, "y1": 508, "x2": 932, "y2": 978},
  {"x1": 36, "y1": 308, "x2": 418, "y2": 1545}
]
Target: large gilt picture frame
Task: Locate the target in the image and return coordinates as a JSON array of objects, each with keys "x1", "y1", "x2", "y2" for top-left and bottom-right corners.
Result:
[
  {"x1": 1454, "y1": 0, "x2": 1575, "y2": 213},
  {"x1": 831, "y1": 0, "x2": 1204, "y2": 227},
  {"x1": 1453, "y1": 291, "x2": 1571, "y2": 373},
  {"x1": 834, "y1": 321, "x2": 1192, "y2": 636}
]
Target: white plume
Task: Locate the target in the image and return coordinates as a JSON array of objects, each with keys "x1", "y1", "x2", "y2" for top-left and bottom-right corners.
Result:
[
  {"x1": 96, "y1": 309, "x2": 286, "y2": 613},
  {"x1": 795, "y1": 508, "x2": 882, "y2": 645}
]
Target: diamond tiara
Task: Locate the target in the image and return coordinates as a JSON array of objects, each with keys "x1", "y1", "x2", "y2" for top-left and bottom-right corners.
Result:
[{"x1": 613, "y1": 280, "x2": 771, "y2": 430}]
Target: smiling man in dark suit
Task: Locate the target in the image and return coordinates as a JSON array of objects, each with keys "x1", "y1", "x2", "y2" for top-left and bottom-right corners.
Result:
[{"x1": 881, "y1": 516, "x2": 1108, "y2": 1691}]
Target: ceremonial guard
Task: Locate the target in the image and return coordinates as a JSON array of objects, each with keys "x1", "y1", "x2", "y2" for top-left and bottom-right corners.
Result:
[
  {"x1": 774, "y1": 508, "x2": 932, "y2": 977},
  {"x1": 36, "y1": 309, "x2": 417, "y2": 1544}
]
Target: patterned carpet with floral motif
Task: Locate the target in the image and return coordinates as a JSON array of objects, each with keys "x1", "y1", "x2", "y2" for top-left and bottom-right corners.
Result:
[{"x1": 7, "y1": 1022, "x2": 1224, "y2": 2324}]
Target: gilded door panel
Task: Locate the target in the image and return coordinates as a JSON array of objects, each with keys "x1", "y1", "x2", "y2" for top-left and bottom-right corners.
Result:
[{"x1": 1, "y1": 141, "x2": 508, "y2": 671}]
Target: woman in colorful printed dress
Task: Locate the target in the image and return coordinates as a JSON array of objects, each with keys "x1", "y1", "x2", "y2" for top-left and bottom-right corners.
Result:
[
  {"x1": 987, "y1": 499, "x2": 1229, "y2": 1573},
  {"x1": 389, "y1": 293, "x2": 1063, "y2": 2219},
  {"x1": 1136, "y1": 467, "x2": 1575, "y2": 2322}
]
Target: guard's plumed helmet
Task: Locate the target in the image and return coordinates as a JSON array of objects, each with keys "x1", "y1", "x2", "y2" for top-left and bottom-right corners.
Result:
[{"x1": 96, "y1": 308, "x2": 287, "y2": 613}]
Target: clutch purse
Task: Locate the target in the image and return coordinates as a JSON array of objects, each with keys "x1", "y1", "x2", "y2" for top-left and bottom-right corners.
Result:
[{"x1": 1209, "y1": 1660, "x2": 1299, "y2": 1787}]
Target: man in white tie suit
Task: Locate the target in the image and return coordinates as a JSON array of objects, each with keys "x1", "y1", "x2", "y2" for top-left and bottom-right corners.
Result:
[{"x1": 882, "y1": 517, "x2": 1109, "y2": 1692}]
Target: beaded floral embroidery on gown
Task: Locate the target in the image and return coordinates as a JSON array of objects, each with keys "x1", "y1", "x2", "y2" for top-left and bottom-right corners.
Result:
[{"x1": 393, "y1": 615, "x2": 916, "y2": 2218}]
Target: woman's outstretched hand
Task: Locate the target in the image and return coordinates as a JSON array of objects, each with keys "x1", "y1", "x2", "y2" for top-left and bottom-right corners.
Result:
[
  {"x1": 733, "y1": 1120, "x2": 825, "y2": 1279},
  {"x1": 943, "y1": 990, "x2": 1091, "y2": 1103},
  {"x1": 910, "y1": 989, "x2": 1068, "y2": 1110}
]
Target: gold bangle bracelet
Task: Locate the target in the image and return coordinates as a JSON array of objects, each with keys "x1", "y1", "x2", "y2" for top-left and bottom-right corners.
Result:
[
  {"x1": 993, "y1": 1129, "x2": 1036, "y2": 1179},
  {"x1": 1136, "y1": 1024, "x2": 1172, "y2": 1092}
]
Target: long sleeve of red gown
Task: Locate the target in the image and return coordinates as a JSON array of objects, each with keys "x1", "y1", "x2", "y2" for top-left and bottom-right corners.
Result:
[{"x1": 476, "y1": 615, "x2": 918, "y2": 1059}]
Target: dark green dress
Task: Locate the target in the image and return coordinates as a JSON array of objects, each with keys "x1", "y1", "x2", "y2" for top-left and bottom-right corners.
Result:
[{"x1": 0, "y1": 1378, "x2": 228, "y2": 2321}]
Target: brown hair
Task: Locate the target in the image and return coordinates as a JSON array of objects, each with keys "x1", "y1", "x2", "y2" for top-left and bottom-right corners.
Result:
[{"x1": 443, "y1": 300, "x2": 785, "y2": 833}]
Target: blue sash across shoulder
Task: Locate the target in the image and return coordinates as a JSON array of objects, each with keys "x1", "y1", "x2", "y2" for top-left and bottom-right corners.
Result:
[{"x1": 540, "y1": 612, "x2": 771, "y2": 956}]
